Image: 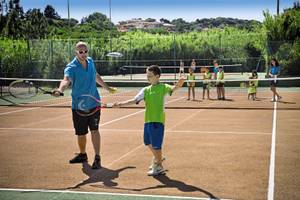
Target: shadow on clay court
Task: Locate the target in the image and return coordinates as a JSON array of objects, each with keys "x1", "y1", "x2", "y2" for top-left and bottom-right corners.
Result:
[
  {"x1": 66, "y1": 162, "x2": 136, "y2": 189},
  {"x1": 94, "y1": 174, "x2": 220, "y2": 200},
  {"x1": 277, "y1": 100, "x2": 296, "y2": 104},
  {"x1": 135, "y1": 175, "x2": 220, "y2": 199}
]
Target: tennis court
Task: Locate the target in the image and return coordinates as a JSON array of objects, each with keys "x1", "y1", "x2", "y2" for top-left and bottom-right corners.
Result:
[{"x1": 0, "y1": 80, "x2": 300, "y2": 200}]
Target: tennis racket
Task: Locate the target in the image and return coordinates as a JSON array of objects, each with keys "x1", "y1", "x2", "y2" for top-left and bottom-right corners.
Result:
[
  {"x1": 9, "y1": 79, "x2": 64, "y2": 99},
  {"x1": 76, "y1": 94, "x2": 114, "y2": 117}
]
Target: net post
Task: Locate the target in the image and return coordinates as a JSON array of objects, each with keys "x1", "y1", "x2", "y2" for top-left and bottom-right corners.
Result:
[{"x1": 173, "y1": 34, "x2": 176, "y2": 80}]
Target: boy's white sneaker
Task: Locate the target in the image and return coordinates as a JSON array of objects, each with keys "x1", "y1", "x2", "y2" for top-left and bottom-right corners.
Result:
[
  {"x1": 147, "y1": 164, "x2": 165, "y2": 176},
  {"x1": 277, "y1": 96, "x2": 282, "y2": 101}
]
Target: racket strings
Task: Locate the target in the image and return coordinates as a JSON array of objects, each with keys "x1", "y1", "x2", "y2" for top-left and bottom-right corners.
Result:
[
  {"x1": 9, "y1": 81, "x2": 37, "y2": 98},
  {"x1": 76, "y1": 95, "x2": 103, "y2": 116}
]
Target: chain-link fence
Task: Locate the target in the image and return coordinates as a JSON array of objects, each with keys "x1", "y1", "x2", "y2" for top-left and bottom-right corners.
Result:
[{"x1": 0, "y1": 34, "x2": 297, "y2": 79}]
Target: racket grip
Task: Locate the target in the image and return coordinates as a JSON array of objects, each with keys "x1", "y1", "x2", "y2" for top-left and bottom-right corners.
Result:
[{"x1": 51, "y1": 90, "x2": 64, "y2": 96}]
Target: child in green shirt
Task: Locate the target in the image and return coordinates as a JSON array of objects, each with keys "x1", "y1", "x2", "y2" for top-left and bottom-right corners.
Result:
[
  {"x1": 113, "y1": 65, "x2": 184, "y2": 176},
  {"x1": 187, "y1": 67, "x2": 196, "y2": 100},
  {"x1": 202, "y1": 67, "x2": 212, "y2": 100},
  {"x1": 248, "y1": 70, "x2": 258, "y2": 100}
]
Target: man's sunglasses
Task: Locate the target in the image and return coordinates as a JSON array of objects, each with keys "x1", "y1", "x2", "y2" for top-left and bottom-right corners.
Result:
[{"x1": 78, "y1": 50, "x2": 88, "y2": 54}]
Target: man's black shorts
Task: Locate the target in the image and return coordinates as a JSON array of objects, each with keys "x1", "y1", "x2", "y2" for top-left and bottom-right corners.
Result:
[{"x1": 72, "y1": 109, "x2": 101, "y2": 135}]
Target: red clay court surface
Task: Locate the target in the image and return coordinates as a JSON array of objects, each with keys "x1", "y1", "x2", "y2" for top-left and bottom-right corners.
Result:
[{"x1": 0, "y1": 89, "x2": 299, "y2": 200}]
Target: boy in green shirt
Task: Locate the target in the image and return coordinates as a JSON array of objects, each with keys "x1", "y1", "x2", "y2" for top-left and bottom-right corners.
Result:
[{"x1": 113, "y1": 65, "x2": 184, "y2": 176}]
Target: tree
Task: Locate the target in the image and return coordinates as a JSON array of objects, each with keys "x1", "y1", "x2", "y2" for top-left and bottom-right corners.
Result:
[
  {"x1": 44, "y1": 5, "x2": 60, "y2": 19},
  {"x1": 263, "y1": 6, "x2": 300, "y2": 75},
  {"x1": 24, "y1": 8, "x2": 48, "y2": 39},
  {"x1": 81, "y1": 12, "x2": 112, "y2": 31},
  {"x1": 160, "y1": 18, "x2": 170, "y2": 24},
  {"x1": 263, "y1": 7, "x2": 300, "y2": 42},
  {"x1": 0, "y1": 0, "x2": 7, "y2": 33},
  {"x1": 145, "y1": 18, "x2": 156, "y2": 22},
  {"x1": 171, "y1": 18, "x2": 191, "y2": 32},
  {"x1": 4, "y1": 0, "x2": 24, "y2": 38}
]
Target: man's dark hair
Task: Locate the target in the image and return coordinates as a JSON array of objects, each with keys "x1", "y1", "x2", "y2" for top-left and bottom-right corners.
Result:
[{"x1": 147, "y1": 65, "x2": 161, "y2": 77}]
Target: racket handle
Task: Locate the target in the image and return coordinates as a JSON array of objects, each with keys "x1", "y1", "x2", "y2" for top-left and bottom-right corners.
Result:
[
  {"x1": 51, "y1": 90, "x2": 64, "y2": 96},
  {"x1": 102, "y1": 103, "x2": 113, "y2": 108}
]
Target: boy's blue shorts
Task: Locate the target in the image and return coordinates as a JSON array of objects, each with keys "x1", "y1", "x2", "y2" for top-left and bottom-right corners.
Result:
[{"x1": 144, "y1": 122, "x2": 164, "y2": 150}]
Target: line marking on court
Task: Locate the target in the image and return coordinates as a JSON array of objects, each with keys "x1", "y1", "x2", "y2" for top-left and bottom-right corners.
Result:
[
  {"x1": 267, "y1": 101, "x2": 277, "y2": 200},
  {"x1": 100, "y1": 110, "x2": 145, "y2": 127},
  {"x1": 19, "y1": 114, "x2": 70, "y2": 128},
  {"x1": 0, "y1": 99, "x2": 71, "y2": 116},
  {"x1": 0, "y1": 128, "x2": 272, "y2": 135},
  {"x1": 0, "y1": 90, "x2": 128, "y2": 116},
  {"x1": 100, "y1": 96, "x2": 185, "y2": 127},
  {"x1": 0, "y1": 188, "x2": 232, "y2": 200},
  {"x1": 167, "y1": 109, "x2": 204, "y2": 131},
  {"x1": 107, "y1": 144, "x2": 144, "y2": 167},
  {"x1": 0, "y1": 107, "x2": 40, "y2": 116},
  {"x1": 166, "y1": 100, "x2": 221, "y2": 131}
]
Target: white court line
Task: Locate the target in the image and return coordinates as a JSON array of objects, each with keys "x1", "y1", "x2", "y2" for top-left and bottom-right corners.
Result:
[
  {"x1": 20, "y1": 114, "x2": 70, "y2": 128},
  {"x1": 0, "y1": 90, "x2": 132, "y2": 116},
  {"x1": 100, "y1": 110, "x2": 144, "y2": 127},
  {"x1": 267, "y1": 101, "x2": 278, "y2": 200},
  {"x1": 167, "y1": 109, "x2": 205, "y2": 131},
  {"x1": 0, "y1": 127, "x2": 271, "y2": 135},
  {"x1": 166, "y1": 99, "x2": 221, "y2": 131},
  {"x1": 0, "y1": 99, "x2": 71, "y2": 116},
  {"x1": 100, "y1": 96, "x2": 185, "y2": 128},
  {"x1": 0, "y1": 188, "x2": 232, "y2": 200},
  {"x1": 0, "y1": 107, "x2": 40, "y2": 116},
  {"x1": 107, "y1": 144, "x2": 143, "y2": 167}
]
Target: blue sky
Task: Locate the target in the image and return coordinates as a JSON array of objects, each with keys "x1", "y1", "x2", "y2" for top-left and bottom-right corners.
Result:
[{"x1": 21, "y1": 0, "x2": 295, "y2": 23}]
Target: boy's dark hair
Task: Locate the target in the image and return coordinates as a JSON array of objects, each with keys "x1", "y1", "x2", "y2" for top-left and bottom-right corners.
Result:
[
  {"x1": 147, "y1": 65, "x2": 161, "y2": 77},
  {"x1": 213, "y1": 60, "x2": 218, "y2": 64}
]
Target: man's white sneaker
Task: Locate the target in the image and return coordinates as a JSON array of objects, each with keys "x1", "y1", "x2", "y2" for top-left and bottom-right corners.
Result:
[
  {"x1": 147, "y1": 164, "x2": 165, "y2": 176},
  {"x1": 149, "y1": 157, "x2": 166, "y2": 170}
]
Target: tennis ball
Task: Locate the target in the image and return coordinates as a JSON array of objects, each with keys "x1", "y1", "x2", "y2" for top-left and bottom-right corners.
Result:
[{"x1": 110, "y1": 87, "x2": 117, "y2": 93}]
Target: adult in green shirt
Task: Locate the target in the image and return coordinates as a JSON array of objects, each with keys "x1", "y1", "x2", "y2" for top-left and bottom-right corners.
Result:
[{"x1": 114, "y1": 65, "x2": 184, "y2": 176}]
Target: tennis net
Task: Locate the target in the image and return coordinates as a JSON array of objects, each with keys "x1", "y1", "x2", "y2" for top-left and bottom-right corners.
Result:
[{"x1": 1, "y1": 77, "x2": 300, "y2": 110}]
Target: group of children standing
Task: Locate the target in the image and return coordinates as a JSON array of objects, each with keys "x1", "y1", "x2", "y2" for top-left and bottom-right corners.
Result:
[
  {"x1": 183, "y1": 60, "x2": 226, "y2": 101},
  {"x1": 182, "y1": 59, "x2": 270, "y2": 101}
]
